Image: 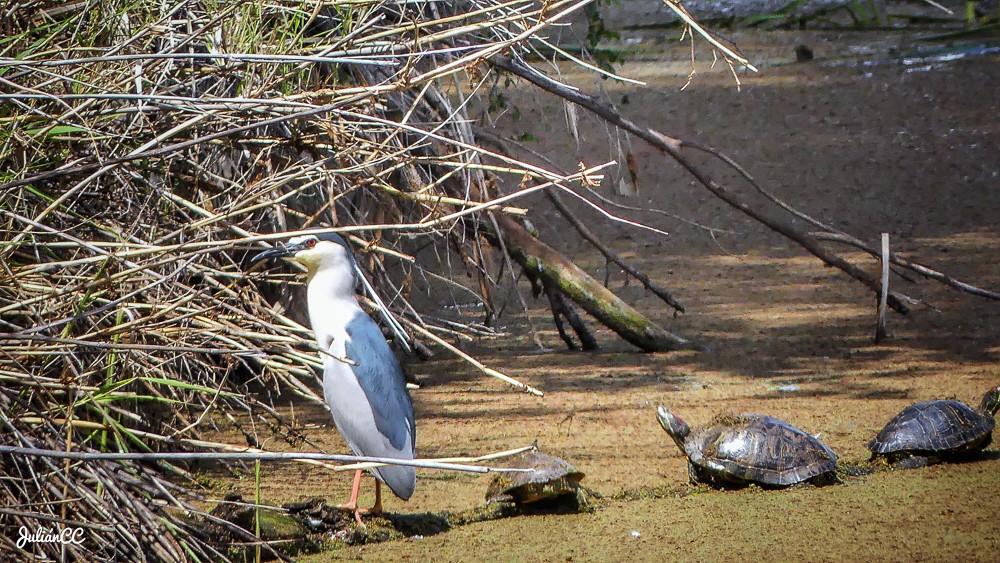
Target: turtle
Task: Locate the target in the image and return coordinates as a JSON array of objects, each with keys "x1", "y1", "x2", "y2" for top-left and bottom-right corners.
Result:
[
  {"x1": 656, "y1": 407, "x2": 839, "y2": 488},
  {"x1": 867, "y1": 385, "x2": 1000, "y2": 469},
  {"x1": 485, "y1": 451, "x2": 587, "y2": 509}
]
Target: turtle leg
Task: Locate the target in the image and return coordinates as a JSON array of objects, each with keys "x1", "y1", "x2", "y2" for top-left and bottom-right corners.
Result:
[
  {"x1": 574, "y1": 486, "x2": 591, "y2": 512},
  {"x1": 688, "y1": 462, "x2": 719, "y2": 487},
  {"x1": 894, "y1": 455, "x2": 930, "y2": 469},
  {"x1": 807, "y1": 471, "x2": 842, "y2": 487},
  {"x1": 687, "y1": 462, "x2": 701, "y2": 485}
]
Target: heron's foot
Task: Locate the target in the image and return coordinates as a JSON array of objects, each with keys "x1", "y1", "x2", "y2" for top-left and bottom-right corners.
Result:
[{"x1": 334, "y1": 502, "x2": 368, "y2": 527}]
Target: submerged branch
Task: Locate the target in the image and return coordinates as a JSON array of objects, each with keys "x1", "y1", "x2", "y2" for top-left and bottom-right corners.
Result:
[{"x1": 811, "y1": 232, "x2": 1000, "y2": 300}]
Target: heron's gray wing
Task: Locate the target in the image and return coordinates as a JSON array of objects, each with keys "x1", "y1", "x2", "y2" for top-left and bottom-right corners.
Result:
[{"x1": 344, "y1": 313, "x2": 415, "y2": 452}]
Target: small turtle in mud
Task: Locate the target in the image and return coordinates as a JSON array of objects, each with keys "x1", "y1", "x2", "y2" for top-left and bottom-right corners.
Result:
[
  {"x1": 867, "y1": 385, "x2": 1000, "y2": 469},
  {"x1": 656, "y1": 407, "x2": 839, "y2": 488},
  {"x1": 485, "y1": 451, "x2": 587, "y2": 510}
]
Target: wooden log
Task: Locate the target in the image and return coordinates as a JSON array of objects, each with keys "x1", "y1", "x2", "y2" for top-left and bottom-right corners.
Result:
[{"x1": 491, "y1": 213, "x2": 696, "y2": 352}]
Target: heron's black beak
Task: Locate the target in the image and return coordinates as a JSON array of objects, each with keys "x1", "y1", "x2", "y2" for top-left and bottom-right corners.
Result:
[{"x1": 249, "y1": 242, "x2": 307, "y2": 267}]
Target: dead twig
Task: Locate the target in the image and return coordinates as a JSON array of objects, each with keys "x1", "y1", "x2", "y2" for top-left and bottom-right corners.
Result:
[{"x1": 810, "y1": 232, "x2": 1000, "y2": 301}]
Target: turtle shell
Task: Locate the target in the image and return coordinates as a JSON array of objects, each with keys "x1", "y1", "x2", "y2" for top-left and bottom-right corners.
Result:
[
  {"x1": 684, "y1": 413, "x2": 837, "y2": 487},
  {"x1": 867, "y1": 400, "x2": 995, "y2": 456},
  {"x1": 485, "y1": 451, "x2": 585, "y2": 504}
]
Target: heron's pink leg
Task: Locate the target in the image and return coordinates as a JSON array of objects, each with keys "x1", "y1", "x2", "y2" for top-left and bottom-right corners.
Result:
[
  {"x1": 335, "y1": 470, "x2": 366, "y2": 526},
  {"x1": 369, "y1": 480, "x2": 383, "y2": 516}
]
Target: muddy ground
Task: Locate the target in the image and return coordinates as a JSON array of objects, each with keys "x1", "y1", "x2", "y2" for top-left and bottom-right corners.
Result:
[{"x1": 213, "y1": 27, "x2": 1000, "y2": 562}]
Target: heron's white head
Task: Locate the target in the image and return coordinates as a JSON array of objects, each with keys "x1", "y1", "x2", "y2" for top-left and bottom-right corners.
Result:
[
  {"x1": 285, "y1": 234, "x2": 355, "y2": 279},
  {"x1": 250, "y1": 231, "x2": 413, "y2": 353},
  {"x1": 250, "y1": 232, "x2": 358, "y2": 287}
]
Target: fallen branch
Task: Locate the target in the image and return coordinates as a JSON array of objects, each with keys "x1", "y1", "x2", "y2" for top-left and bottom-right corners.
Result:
[
  {"x1": 679, "y1": 141, "x2": 984, "y2": 295},
  {"x1": 811, "y1": 232, "x2": 1000, "y2": 301},
  {"x1": 490, "y1": 55, "x2": 917, "y2": 314},
  {"x1": 489, "y1": 212, "x2": 697, "y2": 352},
  {"x1": 0, "y1": 445, "x2": 536, "y2": 474},
  {"x1": 546, "y1": 282, "x2": 599, "y2": 351}
]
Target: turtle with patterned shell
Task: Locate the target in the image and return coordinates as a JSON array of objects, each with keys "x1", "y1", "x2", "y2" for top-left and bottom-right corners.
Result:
[
  {"x1": 657, "y1": 407, "x2": 839, "y2": 488},
  {"x1": 485, "y1": 450, "x2": 587, "y2": 508},
  {"x1": 867, "y1": 386, "x2": 1000, "y2": 468}
]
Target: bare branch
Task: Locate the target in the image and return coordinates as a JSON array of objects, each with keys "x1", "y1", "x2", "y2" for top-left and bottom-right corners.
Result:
[{"x1": 489, "y1": 54, "x2": 917, "y2": 314}]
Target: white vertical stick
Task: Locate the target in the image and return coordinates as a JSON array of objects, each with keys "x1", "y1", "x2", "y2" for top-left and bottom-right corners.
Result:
[{"x1": 875, "y1": 233, "x2": 889, "y2": 343}]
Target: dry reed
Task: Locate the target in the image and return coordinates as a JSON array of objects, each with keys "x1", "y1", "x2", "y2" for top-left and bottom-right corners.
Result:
[{"x1": 0, "y1": 1, "x2": 622, "y2": 558}]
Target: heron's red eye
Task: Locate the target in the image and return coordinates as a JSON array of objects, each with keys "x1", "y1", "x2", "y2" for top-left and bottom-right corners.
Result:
[{"x1": 306, "y1": 238, "x2": 317, "y2": 248}]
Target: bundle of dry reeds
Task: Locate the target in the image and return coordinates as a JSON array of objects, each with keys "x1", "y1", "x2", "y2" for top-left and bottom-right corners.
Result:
[{"x1": 0, "y1": 1, "x2": 611, "y2": 558}]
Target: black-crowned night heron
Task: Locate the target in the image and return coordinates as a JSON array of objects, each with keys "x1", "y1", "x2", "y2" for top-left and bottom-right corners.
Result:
[{"x1": 250, "y1": 232, "x2": 415, "y2": 525}]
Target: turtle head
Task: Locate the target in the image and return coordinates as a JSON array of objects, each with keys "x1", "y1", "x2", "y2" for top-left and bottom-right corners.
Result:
[
  {"x1": 980, "y1": 385, "x2": 1000, "y2": 416},
  {"x1": 656, "y1": 406, "x2": 691, "y2": 454}
]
